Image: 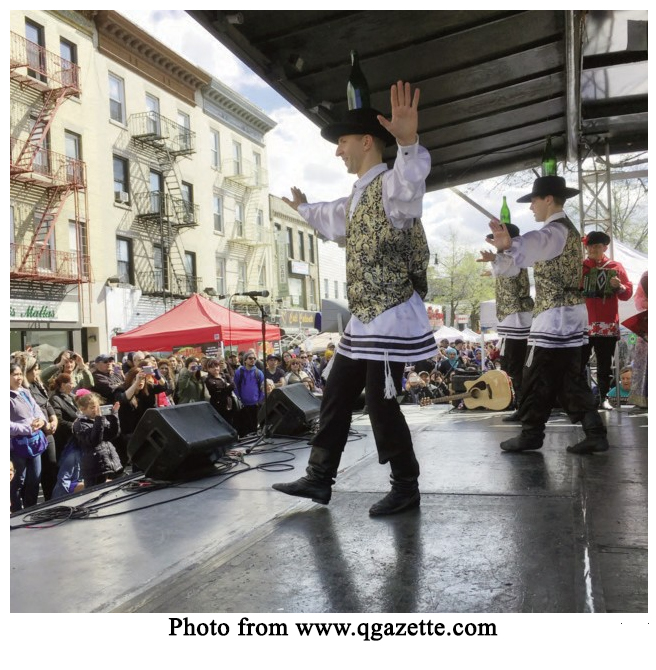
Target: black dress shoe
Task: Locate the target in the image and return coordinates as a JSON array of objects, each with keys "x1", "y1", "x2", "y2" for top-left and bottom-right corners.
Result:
[
  {"x1": 502, "y1": 410, "x2": 521, "y2": 422},
  {"x1": 272, "y1": 476, "x2": 331, "y2": 504},
  {"x1": 500, "y1": 436, "x2": 543, "y2": 452},
  {"x1": 369, "y1": 488, "x2": 420, "y2": 516}
]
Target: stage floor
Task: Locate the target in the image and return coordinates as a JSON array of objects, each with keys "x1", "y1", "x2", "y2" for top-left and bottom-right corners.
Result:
[{"x1": 10, "y1": 403, "x2": 648, "y2": 613}]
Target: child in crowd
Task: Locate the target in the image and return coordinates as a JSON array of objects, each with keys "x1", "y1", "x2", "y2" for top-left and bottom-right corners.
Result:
[
  {"x1": 72, "y1": 392, "x2": 123, "y2": 487},
  {"x1": 607, "y1": 366, "x2": 632, "y2": 403}
]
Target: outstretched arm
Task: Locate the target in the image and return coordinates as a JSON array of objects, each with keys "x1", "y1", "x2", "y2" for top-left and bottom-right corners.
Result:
[{"x1": 377, "y1": 81, "x2": 420, "y2": 146}]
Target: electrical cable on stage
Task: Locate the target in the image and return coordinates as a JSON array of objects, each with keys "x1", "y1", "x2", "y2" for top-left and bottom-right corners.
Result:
[{"x1": 11, "y1": 446, "x2": 306, "y2": 528}]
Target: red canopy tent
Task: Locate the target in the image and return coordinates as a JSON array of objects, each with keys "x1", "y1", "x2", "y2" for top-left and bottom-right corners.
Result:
[{"x1": 111, "y1": 293, "x2": 281, "y2": 352}]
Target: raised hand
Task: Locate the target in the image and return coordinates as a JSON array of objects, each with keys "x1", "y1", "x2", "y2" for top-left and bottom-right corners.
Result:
[
  {"x1": 487, "y1": 218, "x2": 512, "y2": 252},
  {"x1": 282, "y1": 186, "x2": 308, "y2": 212},
  {"x1": 377, "y1": 81, "x2": 420, "y2": 146}
]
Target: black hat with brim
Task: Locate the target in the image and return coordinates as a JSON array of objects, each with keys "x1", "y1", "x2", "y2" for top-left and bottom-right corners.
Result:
[
  {"x1": 517, "y1": 176, "x2": 580, "y2": 203},
  {"x1": 321, "y1": 107, "x2": 395, "y2": 146}
]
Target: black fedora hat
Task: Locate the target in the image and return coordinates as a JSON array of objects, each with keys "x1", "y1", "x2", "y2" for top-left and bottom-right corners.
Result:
[
  {"x1": 517, "y1": 176, "x2": 580, "y2": 203},
  {"x1": 320, "y1": 108, "x2": 395, "y2": 146}
]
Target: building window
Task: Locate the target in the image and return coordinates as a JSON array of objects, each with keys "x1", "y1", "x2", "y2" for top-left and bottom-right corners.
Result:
[
  {"x1": 309, "y1": 277, "x2": 317, "y2": 309},
  {"x1": 237, "y1": 261, "x2": 247, "y2": 293},
  {"x1": 25, "y1": 19, "x2": 46, "y2": 82},
  {"x1": 109, "y1": 73, "x2": 126, "y2": 124},
  {"x1": 184, "y1": 251, "x2": 197, "y2": 294},
  {"x1": 298, "y1": 231, "x2": 305, "y2": 261},
  {"x1": 64, "y1": 131, "x2": 82, "y2": 184},
  {"x1": 334, "y1": 280, "x2": 339, "y2": 299},
  {"x1": 213, "y1": 194, "x2": 223, "y2": 233},
  {"x1": 215, "y1": 255, "x2": 226, "y2": 295},
  {"x1": 232, "y1": 140, "x2": 242, "y2": 174},
  {"x1": 308, "y1": 234, "x2": 315, "y2": 264},
  {"x1": 286, "y1": 227, "x2": 294, "y2": 258},
  {"x1": 210, "y1": 129, "x2": 220, "y2": 168},
  {"x1": 258, "y1": 262, "x2": 267, "y2": 288},
  {"x1": 177, "y1": 110, "x2": 191, "y2": 152},
  {"x1": 253, "y1": 151, "x2": 261, "y2": 185},
  {"x1": 34, "y1": 211, "x2": 55, "y2": 271},
  {"x1": 150, "y1": 170, "x2": 163, "y2": 214},
  {"x1": 60, "y1": 38, "x2": 78, "y2": 89},
  {"x1": 324, "y1": 278, "x2": 329, "y2": 299},
  {"x1": 235, "y1": 202, "x2": 244, "y2": 237},
  {"x1": 343, "y1": 282, "x2": 348, "y2": 298},
  {"x1": 69, "y1": 219, "x2": 89, "y2": 278},
  {"x1": 153, "y1": 243, "x2": 169, "y2": 291},
  {"x1": 30, "y1": 115, "x2": 50, "y2": 175},
  {"x1": 116, "y1": 236, "x2": 133, "y2": 284},
  {"x1": 113, "y1": 156, "x2": 129, "y2": 203},
  {"x1": 256, "y1": 209, "x2": 264, "y2": 242},
  {"x1": 146, "y1": 93, "x2": 160, "y2": 135}
]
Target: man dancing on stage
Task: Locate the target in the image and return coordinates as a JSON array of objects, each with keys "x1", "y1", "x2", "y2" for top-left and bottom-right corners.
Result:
[
  {"x1": 479, "y1": 176, "x2": 608, "y2": 454},
  {"x1": 272, "y1": 81, "x2": 437, "y2": 515}
]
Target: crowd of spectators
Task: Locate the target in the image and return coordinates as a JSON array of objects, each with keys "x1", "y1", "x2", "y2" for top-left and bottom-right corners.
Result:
[{"x1": 10, "y1": 311, "x2": 646, "y2": 511}]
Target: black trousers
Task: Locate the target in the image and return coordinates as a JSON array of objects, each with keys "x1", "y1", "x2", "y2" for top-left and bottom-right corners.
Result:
[
  {"x1": 582, "y1": 336, "x2": 618, "y2": 399},
  {"x1": 311, "y1": 353, "x2": 417, "y2": 470},
  {"x1": 236, "y1": 404, "x2": 259, "y2": 437},
  {"x1": 500, "y1": 337, "x2": 528, "y2": 405},
  {"x1": 519, "y1": 345, "x2": 598, "y2": 435}
]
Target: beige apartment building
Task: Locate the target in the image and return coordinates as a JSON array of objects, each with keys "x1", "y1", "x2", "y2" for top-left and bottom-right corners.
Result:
[{"x1": 9, "y1": 9, "x2": 303, "y2": 361}]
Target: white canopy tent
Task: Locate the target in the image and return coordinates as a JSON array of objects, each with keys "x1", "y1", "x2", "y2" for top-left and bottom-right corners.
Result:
[{"x1": 433, "y1": 325, "x2": 463, "y2": 343}]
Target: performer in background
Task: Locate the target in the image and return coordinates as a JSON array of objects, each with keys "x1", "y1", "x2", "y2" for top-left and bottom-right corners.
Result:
[
  {"x1": 479, "y1": 176, "x2": 608, "y2": 455},
  {"x1": 580, "y1": 230, "x2": 633, "y2": 409},
  {"x1": 484, "y1": 224, "x2": 534, "y2": 422},
  {"x1": 272, "y1": 81, "x2": 437, "y2": 516}
]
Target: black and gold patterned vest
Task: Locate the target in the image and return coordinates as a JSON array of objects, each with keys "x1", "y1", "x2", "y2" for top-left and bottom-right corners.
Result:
[
  {"x1": 496, "y1": 269, "x2": 534, "y2": 322},
  {"x1": 533, "y1": 216, "x2": 584, "y2": 317},
  {"x1": 345, "y1": 174, "x2": 429, "y2": 324}
]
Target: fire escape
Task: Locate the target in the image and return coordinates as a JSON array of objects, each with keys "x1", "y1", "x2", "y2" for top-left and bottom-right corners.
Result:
[
  {"x1": 223, "y1": 154, "x2": 271, "y2": 314},
  {"x1": 128, "y1": 111, "x2": 201, "y2": 303},
  {"x1": 9, "y1": 32, "x2": 92, "y2": 313}
]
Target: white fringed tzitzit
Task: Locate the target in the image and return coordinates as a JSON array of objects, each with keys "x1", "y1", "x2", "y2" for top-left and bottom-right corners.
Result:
[{"x1": 383, "y1": 350, "x2": 397, "y2": 400}]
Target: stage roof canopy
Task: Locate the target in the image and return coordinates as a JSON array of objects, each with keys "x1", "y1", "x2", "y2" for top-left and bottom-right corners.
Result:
[{"x1": 188, "y1": 10, "x2": 647, "y2": 191}]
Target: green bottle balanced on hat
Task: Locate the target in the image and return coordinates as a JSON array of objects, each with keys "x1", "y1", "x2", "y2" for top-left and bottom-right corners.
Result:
[
  {"x1": 541, "y1": 135, "x2": 557, "y2": 176},
  {"x1": 347, "y1": 50, "x2": 370, "y2": 110}
]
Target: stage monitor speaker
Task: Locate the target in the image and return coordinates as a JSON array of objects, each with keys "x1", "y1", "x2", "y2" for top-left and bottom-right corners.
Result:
[
  {"x1": 259, "y1": 384, "x2": 321, "y2": 436},
  {"x1": 128, "y1": 402, "x2": 237, "y2": 480}
]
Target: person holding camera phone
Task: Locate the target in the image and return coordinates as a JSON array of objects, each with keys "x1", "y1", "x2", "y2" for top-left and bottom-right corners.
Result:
[
  {"x1": 41, "y1": 349, "x2": 94, "y2": 393},
  {"x1": 175, "y1": 357, "x2": 206, "y2": 404},
  {"x1": 116, "y1": 362, "x2": 169, "y2": 442},
  {"x1": 73, "y1": 392, "x2": 123, "y2": 487}
]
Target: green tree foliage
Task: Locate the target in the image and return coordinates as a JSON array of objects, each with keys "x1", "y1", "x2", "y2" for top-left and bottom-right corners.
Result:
[{"x1": 428, "y1": 230, "x2": 495, "y2": 328}]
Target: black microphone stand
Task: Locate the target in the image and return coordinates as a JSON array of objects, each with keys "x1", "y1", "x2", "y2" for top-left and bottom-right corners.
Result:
[{"x1": 248, "y1": 294, "x2": 273, "y2": 449}]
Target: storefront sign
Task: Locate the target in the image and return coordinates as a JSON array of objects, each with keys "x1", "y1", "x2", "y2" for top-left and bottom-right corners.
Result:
[
  {"x1": 280, "y1": 309, "x2": 317, "y2": 331},
  {"x1": 10, "y1": 298, "x2": 79, "y2": 322},
  {"x1": 289, "y1": 260, "x2": 310, "y2": 275}
]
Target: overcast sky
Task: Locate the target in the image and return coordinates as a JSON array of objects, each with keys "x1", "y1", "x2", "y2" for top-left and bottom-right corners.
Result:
[{"x1": 120, "y1": 9, "x2": 552, "y2": 258}]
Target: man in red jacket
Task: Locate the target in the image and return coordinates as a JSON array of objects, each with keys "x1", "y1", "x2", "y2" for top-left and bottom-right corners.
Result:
[{"x1": 581, "y1": 231, "x2": 633, "y2": 409}]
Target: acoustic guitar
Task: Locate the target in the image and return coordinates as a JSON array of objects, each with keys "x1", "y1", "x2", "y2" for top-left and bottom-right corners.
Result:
[{"x1": 419, "y1": 370, "x2": 513, "y2": 411}]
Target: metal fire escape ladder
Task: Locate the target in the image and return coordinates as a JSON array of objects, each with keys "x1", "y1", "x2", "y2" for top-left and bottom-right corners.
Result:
[
  {"x1": 14, "y1": 88, "x2": 67, "y2": 171},
  {"x1": 17, "y1": 184, "x2": 74, "y2": 272}
]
